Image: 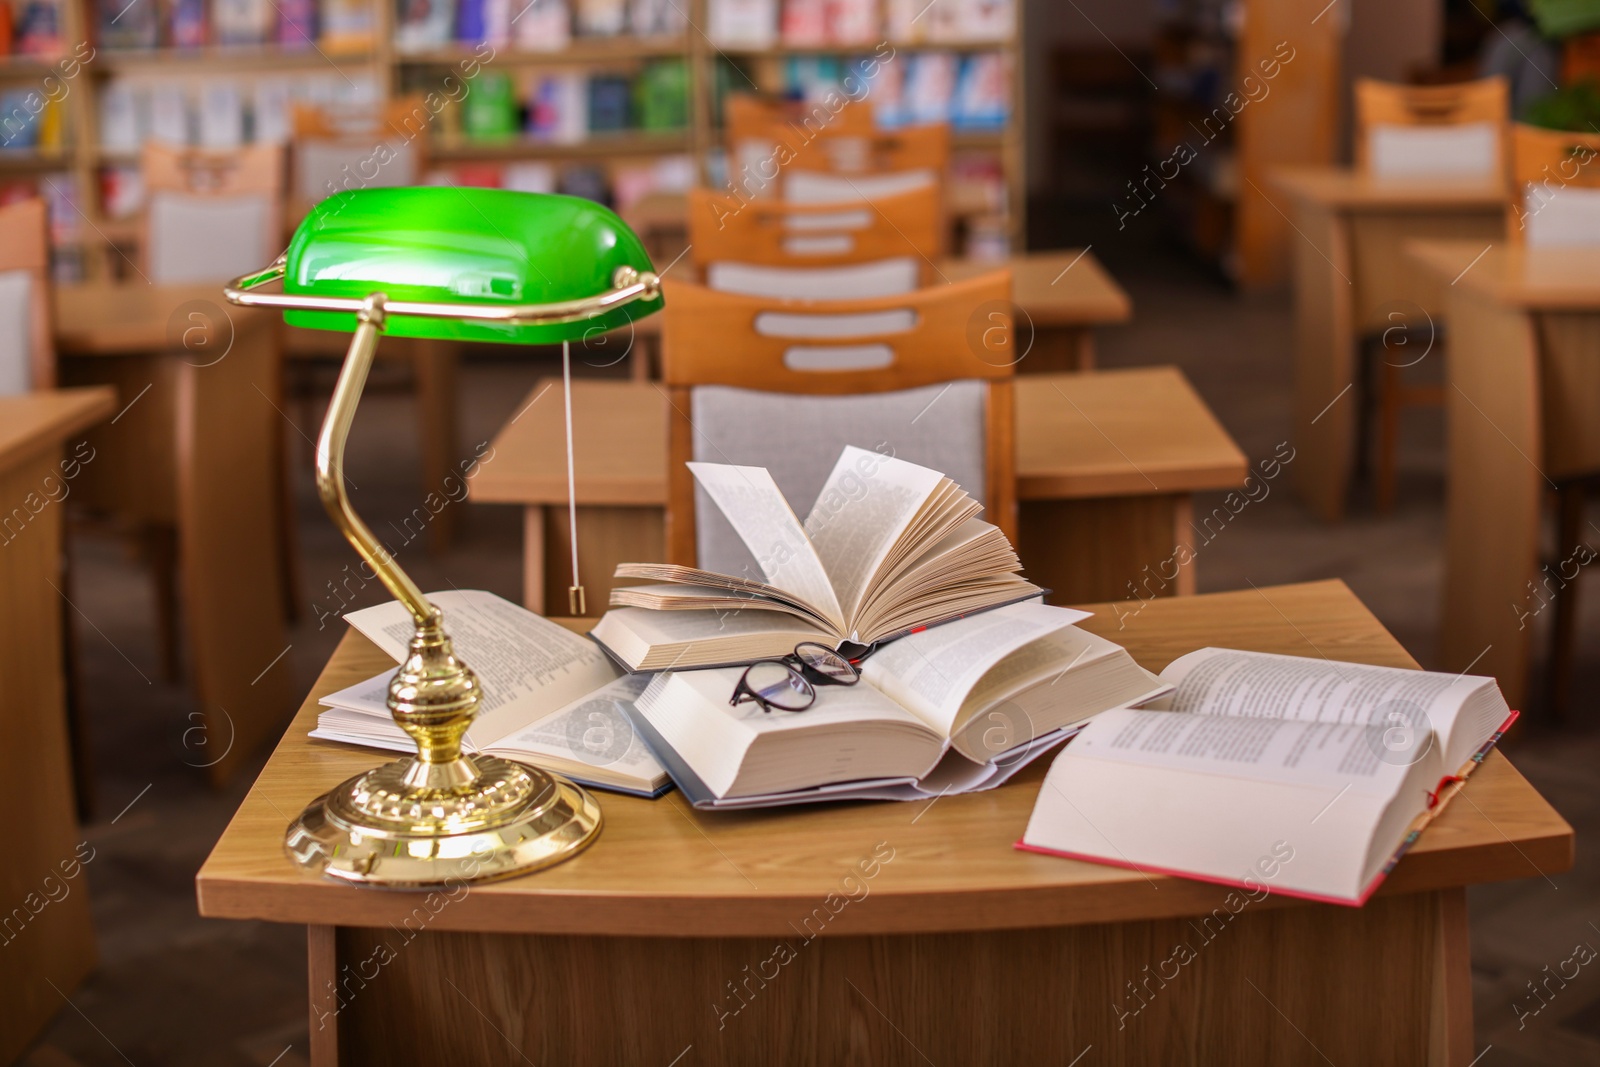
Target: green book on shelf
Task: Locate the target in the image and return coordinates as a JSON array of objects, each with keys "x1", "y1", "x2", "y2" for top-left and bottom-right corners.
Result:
[
  {"x1": 462, "y1": 71, "x2": 519, "y2": 140},
  {"x1": 634, "y1": 58, "x2": 688, "y2": 131}
]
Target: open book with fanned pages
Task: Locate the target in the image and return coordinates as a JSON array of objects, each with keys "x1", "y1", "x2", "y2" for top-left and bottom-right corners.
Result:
[
  {"x1": 590, "y1": 446, "x2": 1043, "y2": 672},
  {"x1": 1018, "y1": 648, "x2": 1518, "y2": 906}
]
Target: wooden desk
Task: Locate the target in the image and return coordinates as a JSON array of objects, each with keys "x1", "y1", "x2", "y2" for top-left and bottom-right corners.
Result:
[
  {"x1": 52, "y1": 283, "x2": 297, "y2": 783},
  {"x1": 627, "y1": 250, "x2": 1133, "y2": 377},
  {"x1": 0, "y1": 387, "x2": 116, "y2": 1064},
  {"x1": 1408, "y1": 240, "x2": 1600, "y2": 711},
  {"x1": 195, "y1": 580, "x2": 1574, "y2": 1066},
  {"x1": 1272, "y1": 168, "x2": 1506, "y2": 521},
  {"x1": 468, "y1": 367, "x2": 1247, "y2": 613}
]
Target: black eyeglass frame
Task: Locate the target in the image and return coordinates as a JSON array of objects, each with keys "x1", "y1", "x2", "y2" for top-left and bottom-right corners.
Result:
[{"x1": 729, "y1": 641, "x2": 862, "y2": 714}]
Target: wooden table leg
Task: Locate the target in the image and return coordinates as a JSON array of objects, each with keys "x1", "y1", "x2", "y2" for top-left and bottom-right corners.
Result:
[
  {"x1": 308, "y1": 925, "x2": 340, "y2": 1067},
  {"x1": 316, "y1": 888, "x2": 1465, "y2": 1065},
  {"x1": 540, "y1": 505, "x2": 666, "y2": 616},
  {"x1": 1290, "y1": 202, "x2": 1357, "y2": 523},
  {"x1": 413, "y1": 340, "x2": 460, "y2": 555},
  {"x1": 1018, "y1": 327, "x2": 1088, "y2": 375},
  {"x1": 1428, "y1": 887, "x2": 1473, "y2": 1067},
  {"x1": 1438, "y1": 292, "x2": 1542, "y2": 710},
  {"x1": 177, "y1": 321, "x2": 296, "y2": 784},
  {"x1": 1019, "y1": 494, "x2": 1195, "y2": 607},
  {"x1": 522, "y1": 505, "x2": 545, "y2": 614}
]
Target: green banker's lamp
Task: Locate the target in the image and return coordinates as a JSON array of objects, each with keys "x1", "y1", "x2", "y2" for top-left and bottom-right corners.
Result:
[{"x1": 225, "y1": 187, "x2": 663, "y2": 887}]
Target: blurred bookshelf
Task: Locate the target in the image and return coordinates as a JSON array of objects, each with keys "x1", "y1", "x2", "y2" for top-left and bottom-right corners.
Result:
[{"x1": 0, "y1": 0, "x2": 1023, "y2": 280}]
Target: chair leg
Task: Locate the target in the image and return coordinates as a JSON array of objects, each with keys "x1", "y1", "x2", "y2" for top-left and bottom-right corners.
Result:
[
  {"x1": 413, "y1": 340, "x2": 460, "y2": 555},
  {"x1": 141, "y1": 523, "x2": 182, "y2": 683},
  {"x1": 1375, "y1": 359, "x2": 1402, "y2": 514},
  {"x1": 1550, "y1": 483, "x2": 1588, "y2": 718}
]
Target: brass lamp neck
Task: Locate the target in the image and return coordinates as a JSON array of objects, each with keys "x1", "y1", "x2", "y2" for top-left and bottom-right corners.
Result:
[{"x1": 314, "y1": 293, "x2": 436, "y2": 627}]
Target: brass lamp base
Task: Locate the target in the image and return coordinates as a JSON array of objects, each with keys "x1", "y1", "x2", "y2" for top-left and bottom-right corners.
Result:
[{"x1": 284, "y1": 757, "x2": 603, "y2": 888}]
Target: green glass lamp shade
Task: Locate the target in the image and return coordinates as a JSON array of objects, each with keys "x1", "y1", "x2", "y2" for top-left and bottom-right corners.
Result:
[{"x1": 281, "y1": 187, "x2": 663, "y2": 344}]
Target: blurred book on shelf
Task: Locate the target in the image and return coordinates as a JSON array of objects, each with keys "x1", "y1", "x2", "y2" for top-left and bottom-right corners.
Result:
[
  {"x1": 12, "y1": 0, "x2": 63, "y2": 55},
  {"x1": 395, "y1": 0, "x2": 454, "y2": 51},
  {"x1": 708, "y1": 0, "x2": 777, "y2": 47},
  {"x1": 214, "y1": 0, "x2": 273, "y2": 44},
  {"x1": 574, "y1": 0, "x2": 625, "y2": 36},
  {"x1": 511, "y1": 0, "x2": 569, "y2": 49}
]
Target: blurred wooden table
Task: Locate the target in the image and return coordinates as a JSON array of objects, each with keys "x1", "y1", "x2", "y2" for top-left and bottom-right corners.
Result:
[
  {"x1": 1272, "y1": 168, "x2": 1505, "y2": 521},
  {"x1": 1410, "y1": 240, "x2": 1600, "y2": 711},
  {"x1": 52, "y1": 282, "x2": 296, "y2": 782},
  {"x1": 195, "y1": 580, "x2": 1573, "y2": 1067},
  {"x1": 468, "y1": 367, "x2": 1247, "y2": 613},
  {"x1": 623, "y1": 250, "x2": 1132, "y2": 377},
  {"x1": 0, "y1": 387, "x2": 115, "y2": 1064}
]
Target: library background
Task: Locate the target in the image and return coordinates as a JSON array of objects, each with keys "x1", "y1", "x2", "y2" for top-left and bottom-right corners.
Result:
[{"x1": 1, "y1": 0, "x2": 1599, "y2": 1064}]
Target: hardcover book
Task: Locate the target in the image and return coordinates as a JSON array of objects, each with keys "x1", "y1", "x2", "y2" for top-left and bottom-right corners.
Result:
[{"x1": 1019, "y1": 648, "x2": 1518, "y2": 905}]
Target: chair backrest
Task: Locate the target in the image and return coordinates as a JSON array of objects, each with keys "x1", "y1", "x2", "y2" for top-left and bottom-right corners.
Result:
[
  {"x1": 1507, "y1": 123, "x2": 1600, "y2": 247},
  {"x1": 723, "y1": 92, "x2": 948, "y2": 201},
  {"x1": 661, "y1": 271, "x2": 1016, "y2": 572},
  {"x1": 688, "y1": 184, "x2": 942, "y2": 288},
  {"x1": 1354, "y1": 76, "x2": 1507, "y2": 179},
  {"x1": 142, "y1": 142, "x2": 284, "y2": 284},
  {"x1": 0, "y1": 197, "x2": 54, "y2": 393},
  {"x1": 289, "y1": 96, "x2": 427, "y2": 218}
]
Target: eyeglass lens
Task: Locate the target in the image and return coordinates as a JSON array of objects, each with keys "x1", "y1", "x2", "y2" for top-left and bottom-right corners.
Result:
[
  {"x1": 742, "y1": 660, "x2": 814, "y2": 710},
  {"x1": 793, "y1": 642, "x2": 858, "y2": 683}
]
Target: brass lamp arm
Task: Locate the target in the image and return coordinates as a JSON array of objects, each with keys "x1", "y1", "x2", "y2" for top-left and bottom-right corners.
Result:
[
  {"x1": 225, "y1": 257, "x2": 662, "y2": 326},
  {"x1": 316, "y1": 294, "x2": 437, "y2": 627}
]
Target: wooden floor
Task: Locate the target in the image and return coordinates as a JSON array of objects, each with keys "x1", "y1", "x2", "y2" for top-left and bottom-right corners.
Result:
[{"x1": 19, "y1": 252, "x2": 1600, "y2": 1067}]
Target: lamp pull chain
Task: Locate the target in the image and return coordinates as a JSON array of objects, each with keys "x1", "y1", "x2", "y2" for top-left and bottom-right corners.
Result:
[{"x1": 563, "y1": 340, "x2": 584, "y2": 616}]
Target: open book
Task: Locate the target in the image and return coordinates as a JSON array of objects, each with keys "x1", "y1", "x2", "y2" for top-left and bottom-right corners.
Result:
[
  {"x1": 309, "y1": 590, "x2": 671, "y2": 797},
  {"x1": 631, "y1": 602, "x2": 1168, "y2": 809},
  {"x1": 591, "y1": 446, "x2": 1042, "y2": 671},
  {"x1": 1019, "y1": 648, "x2": 1517, "y2": 905}
]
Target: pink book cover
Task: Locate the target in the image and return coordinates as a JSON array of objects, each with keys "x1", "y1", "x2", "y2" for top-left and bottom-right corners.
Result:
[{"x1": 1015, "y1": 711, "x2": 1520, "y2": 908}]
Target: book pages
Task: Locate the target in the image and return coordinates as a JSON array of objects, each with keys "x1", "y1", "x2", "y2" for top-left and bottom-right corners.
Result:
[
  {"x1": 687, "y1": 461, "x2": 844, "y2": 628},
  {"x1": 803, "y1": 445, "x2": 944, "y2": 626},
  {"x1": 342, "y1": 590, "x2": 621, "y2": 737}
]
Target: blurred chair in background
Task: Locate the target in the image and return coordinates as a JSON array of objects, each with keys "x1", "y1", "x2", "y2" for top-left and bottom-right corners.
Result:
[
  {"x1": 141, "y1": 142, "x2": 284, "y2": 286},
  {"x1": 1353, "y1": 77, "x2": 1510, "y2": 512},
  {"x1": 0, "y1": 197, "x2": 55, "y2": 394},
  {"x1": 288, "y1": 95, "x2": 426, "y2": 223},
  {"x1": 661, "y1": 271, "x2": 1015, "y2": 573},
  {"x1": 0, "y1": 197, "x2": 93, "y2": 816},
  {"x1": 687, "y1": 184, "x2": 942, "y2": 299}
]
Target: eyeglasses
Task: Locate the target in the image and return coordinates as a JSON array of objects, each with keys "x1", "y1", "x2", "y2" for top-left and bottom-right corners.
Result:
[{"x1": 729, "y1": 642, "x2": 861, "y2": 713}]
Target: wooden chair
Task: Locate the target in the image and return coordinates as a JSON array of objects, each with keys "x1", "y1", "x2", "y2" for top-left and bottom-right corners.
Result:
[
  {"x1": 687, "y1": 184, "x2": 943, "y2": 297},
  {"x1": 725, "y1": 93, "x2": 876, "y2": 148},
  {"x1": 1353, "y1": 76, "x2": 1507, "y2": 177},
  {"x1": 141, "y1": 142, "x2": 285, "y2": 284},
  {"x1": 0, "y1": 197, "x2": 55, "y2": 392},
  {"x1": 1350, "y1": 79, "x2": 1509, "y2": 514},
  {"x1": 661, "y1": 271, "x2": 1016, "y2": 571},
  {"x1": 288, "y1": 95, "x2": 427, "y2": 223},
  {"x1": 0, "y1": 196, "x2": 97, "y2": 816},
  {"x1": 1506, "y1": 123, "x2": 1600, "y2": 245},
  {"x1": 1504, "y1": 122, "x2": 1600, "y2": 715},
  {"x1": 723, "y1": 90, "x2": 948, "y2": 204}
]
